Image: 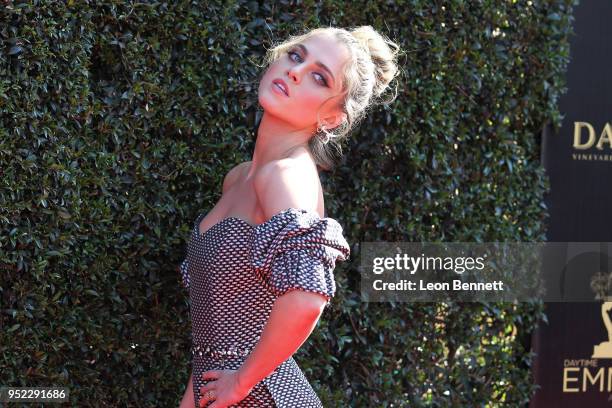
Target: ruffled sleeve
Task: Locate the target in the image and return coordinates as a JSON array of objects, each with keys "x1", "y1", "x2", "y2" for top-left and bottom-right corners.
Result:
[
  {"x1": 250, "y1": 208, "x2": 351, "y2": 307},
  {"x1": 179, "y1": 258, "x2": 190, "y2": 290}
]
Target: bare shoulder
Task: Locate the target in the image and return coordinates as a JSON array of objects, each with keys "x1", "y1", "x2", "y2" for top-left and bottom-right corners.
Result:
[
  {"x1": 222, "y1": 161, "x2": 251, "y2": 194},
  {"x1": 253, "y1": 148, "x2": 321, "y2": 219}
]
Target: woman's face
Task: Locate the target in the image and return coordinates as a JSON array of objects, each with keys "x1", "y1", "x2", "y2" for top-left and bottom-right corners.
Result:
[{"x1": 258, "y1": 34, "x2": 350, "y2": 132}]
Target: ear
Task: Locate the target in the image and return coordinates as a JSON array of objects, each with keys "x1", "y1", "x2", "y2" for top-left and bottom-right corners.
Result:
[{"x1": 323, "y1": 111, "x2": 347, "y2": 131}]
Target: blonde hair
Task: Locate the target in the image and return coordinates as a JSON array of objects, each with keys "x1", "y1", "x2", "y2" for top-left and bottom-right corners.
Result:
[{"x1": 259, "y1": 25, "x2": 402, "y2": 171}]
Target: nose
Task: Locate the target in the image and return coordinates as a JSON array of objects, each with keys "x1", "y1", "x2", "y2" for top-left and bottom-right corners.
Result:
[{"x1": 287, "y1": 66, "x2": 302, "y2": 84}]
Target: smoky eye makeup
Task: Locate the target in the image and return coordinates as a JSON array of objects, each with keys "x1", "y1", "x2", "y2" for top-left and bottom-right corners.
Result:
[{"x1": 287, "y1": 47, "x2": 302, "y2": 62}]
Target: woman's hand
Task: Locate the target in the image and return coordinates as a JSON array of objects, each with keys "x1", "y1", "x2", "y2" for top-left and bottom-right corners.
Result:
[{"x1": 198, "y1": 369, "x2": 253, "y2": 408}]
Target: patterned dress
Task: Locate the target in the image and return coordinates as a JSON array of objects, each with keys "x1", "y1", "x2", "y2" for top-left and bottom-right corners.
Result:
[{"x1": 179, "y1": 207, "x2": 351, "y2": 407}]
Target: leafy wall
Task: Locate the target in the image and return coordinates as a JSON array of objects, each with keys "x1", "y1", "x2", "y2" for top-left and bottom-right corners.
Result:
[{"x1": 0, "y1": 0, "x2": 576, "y2": 406}]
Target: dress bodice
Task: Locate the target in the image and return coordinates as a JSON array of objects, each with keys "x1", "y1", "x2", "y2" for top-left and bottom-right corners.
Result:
[{"x1": 180, "y1": 207, "x2": 350, "y2": 407}]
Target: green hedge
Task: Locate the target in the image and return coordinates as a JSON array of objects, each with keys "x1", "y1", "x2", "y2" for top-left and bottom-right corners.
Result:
[{"x1": 1, "y1": 0, "x2": 576, "y2": 406}]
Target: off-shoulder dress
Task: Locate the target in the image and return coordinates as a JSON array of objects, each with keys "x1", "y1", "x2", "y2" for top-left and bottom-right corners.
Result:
[{"x1": 179, "y1": 207, "x2": 351, "y2": 407}]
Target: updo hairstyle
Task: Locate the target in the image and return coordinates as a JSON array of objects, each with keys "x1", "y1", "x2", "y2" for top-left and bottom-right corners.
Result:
[{"x1": 260, "y1": 25, "x2": 402, "y2": 171}]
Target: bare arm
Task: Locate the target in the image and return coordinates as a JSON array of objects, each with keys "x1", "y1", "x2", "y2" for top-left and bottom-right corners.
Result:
[
  {"x1": 236, "y1": 159, "x2": 329, "y2": 390},
  {"x1": 195, "y1": 156, "x2": 335, "y2": 406},
  {"x1": 178, "y1": 371, "x2": 194, "y2": 408},
  {"x1": 236, "y1": 290, "x2": 326, "y2": 390}
]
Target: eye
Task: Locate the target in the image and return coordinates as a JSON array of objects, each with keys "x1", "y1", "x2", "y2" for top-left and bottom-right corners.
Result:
[
  {"x1": 288, "y1": 50, "x2": 301, "y2": 63},
  {"x1": 314, "y1": 72, "x2": 329, "y2": 87}
]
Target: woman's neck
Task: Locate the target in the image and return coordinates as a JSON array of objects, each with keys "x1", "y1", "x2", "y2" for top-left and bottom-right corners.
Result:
[{"x1": 247, "y1": 113, "x2": 315, "y2": 179}]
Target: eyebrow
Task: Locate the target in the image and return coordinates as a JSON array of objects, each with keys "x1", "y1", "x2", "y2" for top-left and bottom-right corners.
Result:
[{"x1": 294, "y1": 43, "x2": 335, "y2": 86}]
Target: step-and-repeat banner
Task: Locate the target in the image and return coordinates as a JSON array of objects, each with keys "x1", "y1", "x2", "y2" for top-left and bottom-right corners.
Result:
[{"x1": 532, "y1": 1, "x2": 612, "y2": 406}]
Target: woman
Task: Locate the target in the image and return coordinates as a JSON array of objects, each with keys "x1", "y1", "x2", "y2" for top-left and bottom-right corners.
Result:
[{"x1": 179, "y1": 25, "x2": 400, "y2": 408}]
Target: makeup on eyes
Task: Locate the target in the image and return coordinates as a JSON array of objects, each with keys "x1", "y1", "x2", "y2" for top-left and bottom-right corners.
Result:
[{"x1": 288, "y1": 48, "x2": 330, "y2": 87}]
